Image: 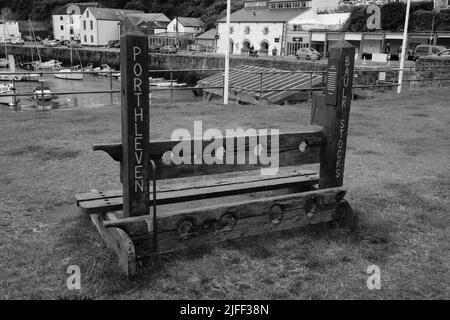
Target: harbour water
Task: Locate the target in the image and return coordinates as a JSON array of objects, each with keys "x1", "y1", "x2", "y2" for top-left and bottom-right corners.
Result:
[{"x1": 1, "y1": 73, "x2": 202, "y2": 111}]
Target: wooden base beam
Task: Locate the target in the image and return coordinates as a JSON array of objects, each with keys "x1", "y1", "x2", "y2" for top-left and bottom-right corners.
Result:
[{"x1": 90, "y1": 212, "x2": 137, "y2": 275}]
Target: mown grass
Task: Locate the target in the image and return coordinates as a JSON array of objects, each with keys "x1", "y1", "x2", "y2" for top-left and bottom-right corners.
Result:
[{"x1": 0, "y1": 88, "x2": 449, "y2": 299}]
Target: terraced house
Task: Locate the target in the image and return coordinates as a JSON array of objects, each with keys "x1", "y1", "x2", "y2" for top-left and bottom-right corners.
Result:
[
  {"x1": 216, "y1": 0, "x2": 350, "y2": 56},
  {"x1": 52, "y1": 2, "x2": 101, "y2": 41},
  {"x1": 79, "y1": 7, "x2": 143, "y2": 46}
]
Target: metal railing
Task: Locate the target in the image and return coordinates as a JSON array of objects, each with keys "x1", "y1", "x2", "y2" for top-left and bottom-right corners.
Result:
[{"x1": 1, "y1": 64, "x2": 449, "y2": 110}]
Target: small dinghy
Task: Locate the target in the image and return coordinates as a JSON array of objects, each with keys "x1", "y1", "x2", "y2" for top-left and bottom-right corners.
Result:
[
  {"x1": 33, "y1": 79, "x2": 54, "y2": 110},
  {"x1": 0, "y1": 83, "x2": 15, "y2": 105}
]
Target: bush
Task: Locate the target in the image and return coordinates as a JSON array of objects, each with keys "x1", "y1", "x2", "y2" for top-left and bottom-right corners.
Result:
[
  {"x1": 437, "y1": 13, "x2": 450, "y2": 31},
  {"x1": 342, "y1": 6, "x2": 371, "y2": 32},
  {"x1": 409, "y1": 10, "x2": 435, "y2": 32},
  {"x1": 381, "y1": 3, "x2": 406, "y2": 32}
]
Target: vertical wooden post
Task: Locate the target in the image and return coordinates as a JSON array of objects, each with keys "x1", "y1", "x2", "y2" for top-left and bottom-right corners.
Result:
[
  {"x1": 120, "y1": 30, "x2": 150, "y2": 218},
  {"x1": 311, "y1": 40, "x2": 355, "y2": 189}
]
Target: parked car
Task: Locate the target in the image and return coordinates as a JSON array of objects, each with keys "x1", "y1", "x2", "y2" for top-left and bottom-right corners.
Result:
[
  {"x1": 42, "y1": 39, "x2": 59, "y2": 47},
  {"x1": 67, "y1": 40, "x2": 82, "y2": 48},
  {"x1": 295, "y1": 47, "x2": 321, "y2": 60},
  {"x1": 10, "y1": 38, "x2": 25, "y2": 45},
  {"x1": 160, "y1": 45, "x2": 178, "y2": 54},
  {"x1": 435, "y1": 49, "x2": 450, "y2": 57},
  {"x1": 413, "y1": 45, "x2": 447, "y2": 61},
  {"x1": 148, "y1": 44, "x2": 161, "y2": 53},
  {"x1": 23, "y1": 35, "x2": 34, "y2": 42},
  {"x1": 59, "y1": 40, "x2": 70, "y2": 46},
  {"x1": 188, "y1": 44, "x2": 205, "y2": 52},
  {"x1": 106, "y1": 40, "x2": 120, "y2": 48}
]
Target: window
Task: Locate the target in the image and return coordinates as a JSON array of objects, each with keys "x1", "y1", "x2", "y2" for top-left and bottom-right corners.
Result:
[
  {"x1": 263, "y1": 27, "x2": 269, "y2": 35},
  {"x1": 293, "y1": 24, "x2": 302, "y2": 31},
  {"x1": 230, "y1": 27, "x2": 234, "y2": 34},
  {"x1": 90, "y1": 35, "x2": 94, "y2": 43},
  {"x1": 245, "y1": 1, "x2": 267, "y2": 7},
  {"x1": 84, "y1": 35, "x2": 87, "y2": 42},
  {"x1": 87, "y1": 11, "x2": 89, "y2": 18},
  {"x1": 244, "y1": 26, "x2": 250, "y2": 34},
  {"x1": 70, "y1": 28, "x2": 74, "y2": 35},
  {"x1": 270, "y1": 1, "x2": 310, "y2": 9},
  {"x1": 60, "y1": 16, "x2": 63, "y2": 21},
  {"x1": 415, "y1": 46, "x2": 428, "y2": 54},
  {"x1": 90, "y1": 20, "x2": 93, "y2": 30},
  {"x1": 60, "y1": 25, "x2": 64, "y2": 30},
  {"x1": 83, "y1": 21, "x2": 86, "y2": 30}
]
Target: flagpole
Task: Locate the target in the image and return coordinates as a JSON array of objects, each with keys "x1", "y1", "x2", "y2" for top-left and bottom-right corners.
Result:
[
  {"x1": 397, "y1": 0, "x2": 411, "y2": 94},
  {"x1": 224, "y1": 0, "x2": 231, "y2": 105}
]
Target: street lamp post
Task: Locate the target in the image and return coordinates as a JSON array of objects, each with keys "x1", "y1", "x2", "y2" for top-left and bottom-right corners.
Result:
[
  {"x1": 397, "y1": 0, "x2": 411, "y2": 94},
  {"x1": 224, "y1": 0, "x2": 231, "y2": 105}
]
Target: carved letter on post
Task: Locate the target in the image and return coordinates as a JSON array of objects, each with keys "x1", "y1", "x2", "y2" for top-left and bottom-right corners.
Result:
[
  {"x1": 312, "y1": 40, "x2": 355, "y2": 189},
  {"x1": 121, "y1": 31, "x2": 150, "y2": 217}
]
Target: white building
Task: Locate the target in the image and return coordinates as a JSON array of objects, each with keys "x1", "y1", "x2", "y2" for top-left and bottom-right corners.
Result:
[
  {"x1": 80, "y1": 7, "x2": 143, "y2": 46},
  {"x1": 0, "y1": 20, "x2": 21, "y2": 42},
  {"x1": 167, "y1": 17, "x2": 205, "y2": 35},
  {"x1": 52, "y1": 2, "x2": 101, "y2": 41},
  {"x1": 216, "y1": 0, "x2": 349, "y2": 56},
  {"x1": 434, "y1": 0, "x2": 450, "y2": 10}
]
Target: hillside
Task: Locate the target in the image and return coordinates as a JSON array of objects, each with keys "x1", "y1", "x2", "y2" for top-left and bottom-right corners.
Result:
[{"x1": 0, "y1": 0, "x2": 245, "y2": 29}]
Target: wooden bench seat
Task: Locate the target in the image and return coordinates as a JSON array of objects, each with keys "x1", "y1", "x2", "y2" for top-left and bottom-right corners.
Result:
[{"x1": 77, "y1": 169, "x2": 319, "y2": 214}]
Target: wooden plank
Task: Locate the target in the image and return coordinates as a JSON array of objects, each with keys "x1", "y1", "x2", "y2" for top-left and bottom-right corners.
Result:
[
  {"x1": 120, "y1": 30, "x2": 150, "y2": 217},
  {"x1": 93, "y1": 131, "x2": 323, "y2": 180},
  {"x1": 133, "y1": 204, "x2": 339, "y2": 256},
  {"x1": 312, "y1": 40, "x2": 355, "y2": 189},
  {"x1": 90, "y1": 213, "x2": 137, "y2": 275},
  {"x1": 77, "y1": 171, "x2": 319, "y2": 215},
  {"x1": 103, "y1": 187, "x2": 346, "y2": 236},
  {"x1": 76, "y1": 168, "x2": 317, "y2": 204}
]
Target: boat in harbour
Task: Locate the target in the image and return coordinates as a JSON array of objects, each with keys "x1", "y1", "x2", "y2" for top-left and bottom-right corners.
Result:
[
  {"x1": 33, "y1": 79, "x2": 54, "y2": 110},
  {"x1": 150, "y1": 78, "x2": 187, "y2": 87},
  {"x1": 0, "y1": 55, "x2": 23, "y2": 81},
  {"x1": 33, "y1": 85, "x2": 53, "y2": 101},
  {"x1": 20, "y1": 73, "x2": 41, "y2": 82},
  {"x1": 54, "y1": 43, "x2": 84, "y2": 80},
  {"x1": 0, "y1": 83, "x2": 15, "y2": 106},
  {"x1": 0, "y1": 58, "x2": 9, "y2": 68},
  {"x1": 33, "y1": 60, "x2": 62, "y2": 71},
  {"x1": 55, "y1": 65, "x2": 83, "y2": 80},
  {"x1": 94, "y1": 64, "x2": 116, "y2": 76}
]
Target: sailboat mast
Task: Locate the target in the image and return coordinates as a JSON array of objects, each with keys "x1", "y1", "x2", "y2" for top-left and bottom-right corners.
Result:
[
  {"x1": 30, "y1": 19, "x2": 43, "y2": 70},
  {"x1": 70, "y1": 42, "x2": 73, "y2": 67},
  {"x1": 3, "y1": 22, "x2": 8, "y2": 58},
  {"x1": 29, "y1": 19, "x2": 34, "y2": 61}
]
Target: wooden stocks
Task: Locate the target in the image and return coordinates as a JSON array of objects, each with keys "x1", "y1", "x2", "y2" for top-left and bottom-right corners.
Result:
[
  {"x1": 311, "y1": 40, "x2": 355, "y2": 189},
  {"x1": 120, "y1": 31, "x2": 150, "y2": 217}
]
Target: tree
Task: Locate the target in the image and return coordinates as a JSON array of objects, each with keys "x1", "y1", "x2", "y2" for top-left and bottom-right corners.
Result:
[{"x1": 0, "y1": 7, "x2": 16, "y2": 20}]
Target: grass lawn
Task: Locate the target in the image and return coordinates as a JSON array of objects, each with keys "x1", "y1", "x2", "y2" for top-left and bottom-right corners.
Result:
[{"x1": 0, "y1": 88, "x2": 449, "y2": 299}]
